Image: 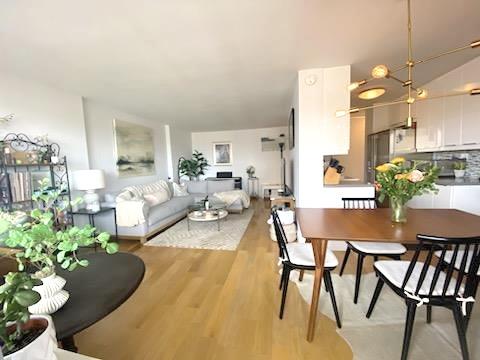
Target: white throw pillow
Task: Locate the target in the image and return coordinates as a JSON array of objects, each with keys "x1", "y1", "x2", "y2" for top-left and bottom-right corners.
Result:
[
  {"x1": 143, "y1": 190, "x2": 170, "y2": 207},
  {"x1": 173, "y1": 182, "x2": 189, "y2": 197}
]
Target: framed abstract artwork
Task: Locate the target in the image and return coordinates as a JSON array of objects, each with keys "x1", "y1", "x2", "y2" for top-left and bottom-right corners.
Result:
[
  {"x1": 113, "y1": 119, "x2": 155, "y2": 177},
  {"x1": 213, "y1": 142, "x2": 233, "y2": 166},
  {"x1": 288, "y1": 108, "x2": 295, "y2": 150}
]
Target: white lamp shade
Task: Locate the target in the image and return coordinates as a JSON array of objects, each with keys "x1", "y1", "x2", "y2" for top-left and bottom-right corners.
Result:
[{"x1": 73, "y1": 170, "x2": 106, "y2": 190}]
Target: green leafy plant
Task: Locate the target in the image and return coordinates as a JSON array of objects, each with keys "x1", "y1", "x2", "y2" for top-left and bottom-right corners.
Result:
[
  {"x1": 0, "y1": 179, "x2": 119, "y2": 279},
  {"x1": 246, "y1": 166, "x2": 255, "y2": 178},
  {"x1": 375, "y1": 157, "x2": 440, "y2": 204},
  {"x1": 0, "y1": 272, "x2": 41, "y2": 352},
  {"x1": 453, "y1": 161, "x2": 466, "y2": 170},
  {"x1": 178, "y1": 150, "x2": 209, "y2": 180}
]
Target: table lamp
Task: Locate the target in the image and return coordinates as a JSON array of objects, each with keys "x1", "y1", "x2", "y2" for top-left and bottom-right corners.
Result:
[{"x1": 72, "y1": 170, "x2": 105, "y2": 212}]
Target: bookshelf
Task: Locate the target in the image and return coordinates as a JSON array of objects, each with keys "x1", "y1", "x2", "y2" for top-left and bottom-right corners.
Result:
[{"x1": 0, "y1": 133, "x2": 72, "y2": 223}]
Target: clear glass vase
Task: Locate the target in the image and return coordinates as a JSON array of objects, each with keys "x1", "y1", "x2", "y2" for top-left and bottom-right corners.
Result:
[{"x1": 390, "y1": 197, "x2": 407, "y2": 223}]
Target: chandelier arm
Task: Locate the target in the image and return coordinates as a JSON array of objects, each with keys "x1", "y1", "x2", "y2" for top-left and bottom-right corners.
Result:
[{"x1": 414, "y1": 44, "x2": 474, "y2": 67}]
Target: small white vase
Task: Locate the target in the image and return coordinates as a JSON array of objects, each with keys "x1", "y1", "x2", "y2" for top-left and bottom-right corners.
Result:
[
  {"x1": 28, "y1": 273, "x2": 69, "y2": 315},
  {"x1": 4, "y1": 315, "x2": 58, "y2": 360},
  {"x1": 454, "y1": 169, "x2": 466, "y2": 178}
]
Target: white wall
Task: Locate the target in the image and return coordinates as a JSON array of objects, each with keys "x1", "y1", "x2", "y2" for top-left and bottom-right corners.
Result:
[
  {"x1": 191, "y1": 127, "x2": 288, "y2": 190},
  {"x1": 170, "y1": 126, "x2": 193, "y2": 181},
  {"x1": 82, "y1": 98, "x2": 170, "y2": 192},
  {"x1": 335, "y1": 115, "x2": 366, "y2": 182},
  {"x1": 0, "y1": 72, "x2": 89, "y2": 171}
]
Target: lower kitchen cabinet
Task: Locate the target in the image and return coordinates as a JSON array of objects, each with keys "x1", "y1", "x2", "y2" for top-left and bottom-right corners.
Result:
[{"x1": 408, "y1": 185, "x2": 480, "y2": 215}]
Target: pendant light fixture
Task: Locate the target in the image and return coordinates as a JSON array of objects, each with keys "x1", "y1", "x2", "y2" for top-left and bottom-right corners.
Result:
[{"x1": 336, "y1": 0, "x2": 480, "y2": 127}]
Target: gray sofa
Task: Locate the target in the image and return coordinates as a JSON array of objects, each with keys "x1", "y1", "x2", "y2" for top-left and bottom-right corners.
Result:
[{"x1": 116, "y1": 179, "x2": 245, "y2": 243}]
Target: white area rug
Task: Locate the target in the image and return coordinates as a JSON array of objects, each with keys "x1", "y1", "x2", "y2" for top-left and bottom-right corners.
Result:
[
  {"x1": 144, "y1": 209, "x2": 254, "y2": 251},
  {"x1": 290, "y1": 271, "x2": 480, "y2": 360}
]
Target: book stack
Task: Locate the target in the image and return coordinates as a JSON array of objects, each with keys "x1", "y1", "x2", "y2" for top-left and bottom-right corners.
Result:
[{"x1": 9, "y1": 172, "x2": 32, "y2": 202}]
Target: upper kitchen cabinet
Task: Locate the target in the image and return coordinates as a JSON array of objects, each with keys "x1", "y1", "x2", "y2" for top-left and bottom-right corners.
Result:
[
  {"x1": 415, "y1": 96, "x2": 443, "y2": 152},
  {"x1": 442, "y1": 70, "x2": 463, "y2": 148},
  {"x1": 460, "y1": 58, "x2": 480, "y2": 147}
]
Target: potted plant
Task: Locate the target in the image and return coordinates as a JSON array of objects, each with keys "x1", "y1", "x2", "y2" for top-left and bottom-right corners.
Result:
[
  {"x1": 453, "y1": 161, "x2": 466, "y2": 178},
  {"x1": 178, "y1": 150, "x2": 209, "y2": 180},
  {"x1": 0, "y1": 271, "x2": 58, "y2": 360},
  {"x1": 0, "y1": 179, "x2": 119, "y2": 315},
  {"x1": 375, "y1": 157, "x2": 439, "y2": 223},
  {"x1": 246, "y1": 166, "x2": 256, "y2": 178}
]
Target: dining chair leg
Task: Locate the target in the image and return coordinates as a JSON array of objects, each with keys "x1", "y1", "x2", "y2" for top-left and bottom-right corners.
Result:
[
  {"x1": 465, "y1": 277, "x2": 479, "y2": 331},
  {"x1": 354, "y1": 254, "x2": 365, "y2": 304},
  {"x1": 299, "y1": 269, "x2": 305, "y2": 282},
  {"x1": 452, "y1": 304, "x2": 470, "y2": 360},
  {"x1": 374, "y1": 255, "x2": 379, "y2": 262},
  {"x1": 426, "y1": 305, "x2": 432, "y2": 324},
  {"x1": 366, "y1": 278, "x2": 384, "y2": 318},
  {"x1": 339, "y1": 247, "x2": 351, "y2": 276},
  {"x1": 324, "y1": 271, "x2": 342, "y2": 328},
  {"x1": 279, "y1": 266, "x2": 291, "y2": 319},
  {"x1": 401, "y1": 302, "x2": 417, "y2": 360}
]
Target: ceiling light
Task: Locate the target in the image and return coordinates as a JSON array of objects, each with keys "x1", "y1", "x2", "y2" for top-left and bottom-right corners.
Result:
[
  {"x1": 371, "y1": 65, "x2": 389, "y2": 79},
  {"x1": 417, "y1": 88, "x2": 428, "y2": 98},
  {"x1": 358, "y1": 88, "x2": 386, "y2": 100},
  {"x1": 335, "y1": 110, "x2": 347, "y2": 118},
  {"x1": 471, "y1": 89, "x2": 480, "y2": 96},
  {"x1": 348, "y1": 80, "x2": 367, "y2": 91}
]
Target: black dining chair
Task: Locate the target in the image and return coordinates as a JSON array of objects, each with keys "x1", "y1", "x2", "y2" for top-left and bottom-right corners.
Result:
[
  {"x1": 366, "y1": 234, "x2": 480, "y2": 360},
  {"x1": 434, "y1": 249, "x2": 480, "y2": 326},
  {"x1": 271, "y1": 209, "x2": 342, "y2": 328},
  {"x1": 339, "y1": 197, "x2": 407, "y2": 303}
]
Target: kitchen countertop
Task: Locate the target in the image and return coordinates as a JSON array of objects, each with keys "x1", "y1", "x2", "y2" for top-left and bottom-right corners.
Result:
[{"x1": 436, "y1": 177, "x2": 480, "y2": 186}]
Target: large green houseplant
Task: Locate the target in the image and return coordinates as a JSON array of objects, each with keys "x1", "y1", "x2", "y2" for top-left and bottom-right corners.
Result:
[
  {"x1": 178, "y1": 150, "x2": 209, "y2": 180},
  {"x1": 0, "y1": 179, "x2": 119, "y2": 314}
]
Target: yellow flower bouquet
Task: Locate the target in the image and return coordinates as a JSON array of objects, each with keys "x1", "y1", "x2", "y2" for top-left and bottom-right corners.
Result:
[{"x1": 375, "y1": 157, "x2": 439, "y2": 222}]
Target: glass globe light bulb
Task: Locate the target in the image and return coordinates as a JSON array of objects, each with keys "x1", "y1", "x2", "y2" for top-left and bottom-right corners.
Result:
[{"x1": 371, "y1": 65, "x2": 389, "y2": 79}]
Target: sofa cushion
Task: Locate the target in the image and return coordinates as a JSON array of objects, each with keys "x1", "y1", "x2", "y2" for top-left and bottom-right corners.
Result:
[
  {"x1": 144, "y1": 191, "x2": 170, "y2": 207},
  {"x1": 173, "y1": 182, "x2": 189, "y2": 197},
  {"x1": 207, "y1": 180, "x2": 234, "y2": 194},
  {"x1": 185, "y1": 181, "x2": 208, "y2": 194},
  {"x1": 148, "y1": 195, "x2": 194, "y2": 226}
]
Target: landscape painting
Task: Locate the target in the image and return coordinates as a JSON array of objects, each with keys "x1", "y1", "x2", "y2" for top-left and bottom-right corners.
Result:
[{"x1": 113, "y1": 119, "x2": 155, "y2": 177}]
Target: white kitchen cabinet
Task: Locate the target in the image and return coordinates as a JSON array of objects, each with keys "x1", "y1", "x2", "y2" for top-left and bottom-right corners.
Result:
[
  {"x1": 451, "y1": 186, "x2": 480, "y2": 216},
  {"x1": 443, "y1": 95, "x2": 463, "y2": 147},
  {"x1": 461, "y1": 95, "x2": 480, "y2": 146},
  {"x1": 407, "y1": 185, "x2": 452, "y2": 209}
]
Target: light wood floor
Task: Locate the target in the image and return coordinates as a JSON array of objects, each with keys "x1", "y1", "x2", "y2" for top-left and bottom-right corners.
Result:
[{"x1": 73, "y1": 200, "x2": 355, "y2": 360}]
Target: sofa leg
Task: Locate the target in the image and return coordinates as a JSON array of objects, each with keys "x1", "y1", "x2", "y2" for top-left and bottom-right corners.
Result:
[{"x1": 140, "y1": 237, "x2": 147, "y2": 244}]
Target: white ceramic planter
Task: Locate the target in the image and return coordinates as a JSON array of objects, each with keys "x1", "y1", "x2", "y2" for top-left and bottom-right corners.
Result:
[
  {"x1": 28, "y1": 273, "x2": 69, "y2": 315},
  {"x1": 3, "y1": 315, "x2": 58, "y2": 360},
  {"x1": 454, "y1": 169, "x2": 466, "y2": 178}
]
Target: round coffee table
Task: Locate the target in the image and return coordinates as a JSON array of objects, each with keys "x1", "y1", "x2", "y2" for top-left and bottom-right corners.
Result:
[
  {"x1": 187, "y1": 202, "x2": 228, "y2": 231},
  {"x1": 52, "y1": 252, "x2": 145, "y2": 352}
]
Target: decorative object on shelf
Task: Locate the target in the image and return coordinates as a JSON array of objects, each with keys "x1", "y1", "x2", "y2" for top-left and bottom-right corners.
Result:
[
  {"x1": 0, "y1": 133, "x2": 70, "y2": 214},
  {"x1": 453, "y1": 161, "x2": 466, "y2": 178},
  {"x1": 336, "y1": 0, "x2": 480, "y2": 128},
  {"x1": 246, "y1": 165, "x2": 255, "y2": 178},
  {"x1": 72, "y1": 170, "x2": 106, "y2": 212},
  {"x1": 113, "y1": 119, "x2": 155, "y2": 178},
  {"x1": 288, "y1": 108, "x2": 295, "y2": 149},
  {"x1": 213, "y1": 142, "x2": 232, "y2": 166},
  {"x1": 178, "y1": 150, "x2": 209, "y2": 180},
  {"x1": 324, "y1": 158, "x2": 344, "y2": 185},
  {"x1": 0, "y1": 180, "x2": 119, "y2": 315},
  {"x1": 375, "y1": 157, "x2": 439, "y2": 222}
]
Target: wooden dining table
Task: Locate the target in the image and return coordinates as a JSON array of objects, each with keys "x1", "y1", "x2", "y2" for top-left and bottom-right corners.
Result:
[{"x1": 296, "y1": 207, "x2": 480, "y2": 342}]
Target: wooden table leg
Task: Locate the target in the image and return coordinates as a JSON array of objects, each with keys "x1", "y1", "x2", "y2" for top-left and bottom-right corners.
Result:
[{"x1": 307, "y1": 238, "x2": 328, "y2": 342}]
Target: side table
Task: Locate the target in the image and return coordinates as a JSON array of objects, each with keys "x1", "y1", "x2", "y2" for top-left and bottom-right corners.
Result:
[{"x1": 69, "y1": 207, "x2": 118, "y2": 241}]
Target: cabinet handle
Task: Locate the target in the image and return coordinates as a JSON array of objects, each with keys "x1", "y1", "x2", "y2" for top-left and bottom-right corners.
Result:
[
  {"x1": 463, "y1": 142, "x2": 478, "y2": 145},
  {"x1": 444, "y1": 144, "x2": 457, "y2": 147}
]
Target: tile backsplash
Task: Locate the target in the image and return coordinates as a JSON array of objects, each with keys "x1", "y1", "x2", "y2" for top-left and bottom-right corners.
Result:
[{"x1": 432, "y1": 150, "x2": 480, "y2": 178}]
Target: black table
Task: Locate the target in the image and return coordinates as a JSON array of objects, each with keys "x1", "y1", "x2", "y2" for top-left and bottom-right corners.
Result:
[
  {"x1": 70, "y1": 207, "x2": 118, "y2": 240},
  {"x1": 52, "y1": 252, "x2": 145, "y2": 352}
]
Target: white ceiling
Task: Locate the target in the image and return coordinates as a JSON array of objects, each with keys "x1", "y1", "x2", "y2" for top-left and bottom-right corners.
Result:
[{"x1": 0, "y1": 0, "x2": 479, "y2": 131}]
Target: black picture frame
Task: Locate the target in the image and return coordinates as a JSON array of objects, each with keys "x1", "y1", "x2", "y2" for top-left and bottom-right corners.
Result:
[{"x1": 288, "y1": 108, "x2": 295, "y2": 150}]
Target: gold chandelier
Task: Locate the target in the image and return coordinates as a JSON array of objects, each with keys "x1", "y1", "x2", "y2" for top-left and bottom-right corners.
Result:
[{"x1": 336, "y1": 0, "x2": 480, "y2": 127}]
